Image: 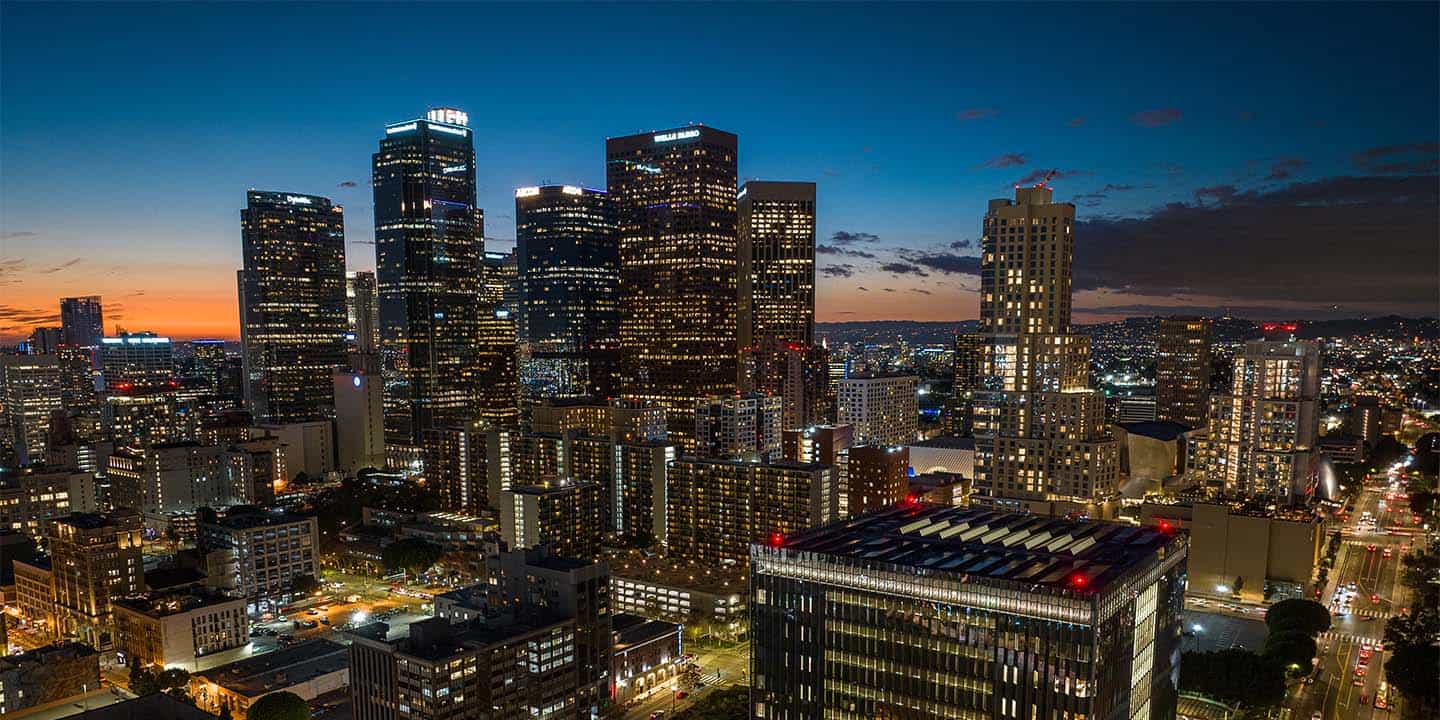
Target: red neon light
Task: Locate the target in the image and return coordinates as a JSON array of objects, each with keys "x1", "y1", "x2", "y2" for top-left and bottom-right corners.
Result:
[{"x1": 769, "y1": 532, "x2": 784, "y2": 548}]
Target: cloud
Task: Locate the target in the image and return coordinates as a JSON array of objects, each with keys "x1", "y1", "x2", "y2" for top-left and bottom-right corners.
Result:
[
  {"x1": 896, "y1": 251, "x2": 982, "y2": 276},
  {"x1": 1072, "y1": 175, "x2": 1439, "y2": 311},
  {"x1": 0, "y1": 304, "x2": 60, "y2": 328},
  {"x1": 1237, "y1": 110, "x2": 1255, "y2": 122},
  {"x1": 1072, "y1": 183, "x2": 1139, "y2": 206},
  {"x1": 1192, "y1": 185, "x2": 1237, "y2": 204},
  {"x1": 1066, "y1": 116, "x2": 1086, "y2": 128},
  {"x1": 819, "y1": 264, "x2": 855, "y2": 278},
  {"x1": 1131, "y1": 108, "x2": 1182, "y2": 128},
  {"x1": 883, "y1": 288, "x2": 896, "y2": 293},
  {"x1": 1014, "y1": 168, "x2": 1091, "y2": 186},
  {"x1": 1265, "y1": 157, "x2": 1309, "y2": 181},
  {"x1": 37, "y1": 257, "x2": 83, "y2": 274},
  {"x1": 1352, "y1": 142, "x2": 1439, "y2": 174},
  {"x1": 829, "y1": 231, "x2": 880, "y2": 246},
  {"x1": 949, "y1": 239, "x2": 973, "y2": 250},
  {"x1": 879, "y1": 261, "x2": 928, "y2": 277},
  {"x1": 979, "y1": 153, "x2": 1027, "y2": 169},
  {"x1": 856, "y1": 286, "x2": 870, "y2": 292},
  {"x1": 337, "y1": 180, "x2": 359, "y2": 188},
  {"x1": 816, "y1": 245, "x2": 877, "y2": 259},
  {"x1": 909, "y1": 288, "x2": 933, "y2": 295},
  {"x1": 0, "y1": 231, "x2": 37, "y2": 240},
  {"x1": 956, "y1": 107, "x2": 999, "y2": 122}
]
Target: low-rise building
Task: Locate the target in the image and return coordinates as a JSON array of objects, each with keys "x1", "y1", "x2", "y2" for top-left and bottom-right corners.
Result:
[
  {"x1": 199, "y1": 508, "x2": 318, "y2": 613},
  {"x1": 0, "y1": 642, "x2": 100, "y2": 716},
  {"x1": 113, "y1": 587, "x2": 248, "y2": 669},
  {"x1": 11, "y1": 556, "x2": 54, "y2": 640},
  {"x1": 1142, "y1": 500, "x2": 1323, "y2": 603},
  {"x1": 610, "y1": 613, "x2": 682, "y2": 706},
  {"x1": 190, "y1": 639, "x2": 350, "y2": 720},
  {"x1": 608, "y1": 554, "x2": 746, "y2": 639}
]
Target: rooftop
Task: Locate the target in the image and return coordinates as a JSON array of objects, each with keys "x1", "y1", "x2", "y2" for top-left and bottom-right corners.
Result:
[
  {"x1": 70, "y1": 693, "x2": 214, "y2": 720},
  {"x1": 1118, "y1": 421, "x2": 1193, "y2": 441},
  {"x1": 613, "y1": 613, "x2": 681, "y2": 649},
  {"x1": 768, "y1": 504, "x2": 1181, "y2": 596},
  {"x1": 114, "y1": 587, "x2": 241, "y2": 617},
  {"x1": 195, "y1": 639, "x2": 348, "y2": 696},
  {"x1": 607, "y1": 550, "x2": 747, "y2": 596},
  {"x1": 907, "y1": 436, "x2": 976, "y2": 451},
  {"x1": 357, "y1": 616, "x2": 572, "y2": 661},
  {"x1": 208, "y1": 509, "x2": 312, "y2": 530}
]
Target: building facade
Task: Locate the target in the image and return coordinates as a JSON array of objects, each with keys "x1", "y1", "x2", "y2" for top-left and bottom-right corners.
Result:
[
  {"x1": 48, "y1": 510, "x2": 145, "y2": 649},
  {"x1": 1, "y1": 354, "x2": 63, "y2": 466},
  {"x1": 515, "y1": 185, "x2": 621, "y2": 402},
  {"x1": 60, "y1": 296, "x2": 105, "y2": 348},
  {"x1": 751, "y1": 506, "x2": 1188, "y2": 720},
  {"x1": 666, "y1": 458, "x2": 833, "y2": 565},
  {"x1": 1154, "y1": 317, "x2": 1212, "y2": 429},
  {"x1": 607, "y1": 126, "x2": 739, "y2": 449},
  {"x1": 199, "y1": 510, "x2": 318, "y2": 612},
  {"x1": 373, "y1": 108, "x2": 485, "y2": 442},
  {"x1": 238, "y1": 190, "x2": 348, "y2": 423},
  {"x1": 973, "y1": 186, "x2": 1119, "y2": 505},
  {"x1": 837, "y1": 375, "x2": 919, "y2": 446},
  {"x1": 113, "y1": 587, "x2": 248, "y2": 669},
  {"x1": 737, "y1": 181, "x2": 817, "y2": 349}
]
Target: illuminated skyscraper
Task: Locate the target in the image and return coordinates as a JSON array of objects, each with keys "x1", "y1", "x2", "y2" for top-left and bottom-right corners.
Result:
[
  {"x1": 1154, "y1": 317, "x2": 1212, "y2": 429},
  {"x1": 346, "y1": 270, "x2": 380, "y2": 356},
  {"x1": 738, "y1": 181, "x2": 816, "y2": 348},
  {"x1": 515, "y1": 185, "x2": 620, "y2": 401},
  {"x1": 59, "y1": 296, "x2": 104, "y2": 348},
  {"x1": 973, "y1": 186, "x2": 1118, "y2": 504},
  {"x1": 1, "y1": 354, "x2": 62, "y2": 465},
  {"x1": 1190, "y1": 340, "x2": 1320, "y2": 498},
  {"x1": 606, "y1": 125, "x2": 739, "y2": 448},
  {"x1": 373, "y1": 108, "x2": 485, "y2": 442},
  {"x1": 238, "y1": 190, "x2": 348, "y2": 423},
  {"x1": 99, "y1": 332, "x2": 174, "y2": 392}
]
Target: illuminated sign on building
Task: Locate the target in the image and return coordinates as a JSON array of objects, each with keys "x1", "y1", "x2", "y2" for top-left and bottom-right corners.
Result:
[
  {"x1": 515, "y1": 187, "x2": 541, "y2": 198},
  {"x1": 427, "y1": 108, "x2": 469, "y2": 127},
  {"x1": 562, "y1": 185, "x2": 583, "y2": 195},
  {"x1": 428, "y1": 123, "x2": 469, "y2": 137},
  {"x1": 285, "y1": 195, "x2": 313, "y2": 205},
  {"x1": 653, "y1": 129, "x2": 701, "y2": 143},
  {"x1": 385, "y1": 122, "x2": 418, "y2": 135}
]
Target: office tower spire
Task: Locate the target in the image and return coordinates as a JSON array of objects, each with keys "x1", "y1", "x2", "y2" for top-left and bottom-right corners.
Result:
[
  {"x1": 973, "y1": 185, "x2": 1118, "y2": 504},
  {"x1": 373, "y1": 107, "x2": 486, "y2": 442},
  {"x1": 606, "y1": 125, "x2": 738, "y2": 448},
  {"x1": 238, "y1": 190, "x2": 349, "y2": 423}
]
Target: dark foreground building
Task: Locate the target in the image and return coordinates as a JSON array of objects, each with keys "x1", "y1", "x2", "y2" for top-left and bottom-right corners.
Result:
[{"x1": 751, "y1": 505, "x2": 1187, "y2": 720}]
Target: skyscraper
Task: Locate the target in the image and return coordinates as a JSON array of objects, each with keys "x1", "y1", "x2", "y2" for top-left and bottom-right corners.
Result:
[
  {"x1": 515, "y1": 185, "x2": 620, "y2": 401},
  {"x1": 738, "y1": 181, "x2": 817, "y2": 348},
  {"x1": 346, "y1": 270, "x2": 380, "y2": 357},
  {"x1": 373, "y1": 107, "x2": 484, "y2": 442},
  {"x1": 607, "y1": 125, "x2": 739, "y2": 448},
  {"x1": 836, "y1": 374, "x2": 919, "y2": 446},
  {"x1": 1190, "y1": 339, "x2": 1321, "y2": 498},
  {"x1": 1, "y1": 354, "x2": 62, "y2": 465},
  {"x1": 945, "y1": 331, "x2": 985, "y2": 435},
  {"x1": 751, "y1": 506, "x2": 1188, "y2": 720},
  {"x1": 99, "y1": 332, "x2": 174, "y2": 392},
  {"x1": 59, "y1": 296, "x2": 104, "y2": 348},
  {"x1": 238, "y1": 190, "x2": 348, "y2": 423},
  {"x1": 973, "y1": 186, "x2": 1119, "y2": 504},
  {"x1": 1154, "y1": 317, "x2": 1212, "y2": 429}
]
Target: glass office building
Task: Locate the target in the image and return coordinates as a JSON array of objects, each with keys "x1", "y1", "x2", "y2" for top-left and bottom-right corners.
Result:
[{"x1": 751, "y1": 505, "x2": 1187, "y2": 720}]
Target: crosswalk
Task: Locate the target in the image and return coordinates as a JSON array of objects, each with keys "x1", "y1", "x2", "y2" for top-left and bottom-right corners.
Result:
[{"x1": 1318, "y1": 630, "x2": 1382, "y2": 645}]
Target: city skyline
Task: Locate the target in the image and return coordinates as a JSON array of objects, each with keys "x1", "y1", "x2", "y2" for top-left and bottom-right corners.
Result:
[{"x1": 2, "y1": 3, "x2": 1437, "y2": 340}]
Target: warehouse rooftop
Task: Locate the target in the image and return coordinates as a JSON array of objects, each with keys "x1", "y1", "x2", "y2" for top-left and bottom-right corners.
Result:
[{"x1": 768, "y1": 504, "x2": 1181, "y2": 595}]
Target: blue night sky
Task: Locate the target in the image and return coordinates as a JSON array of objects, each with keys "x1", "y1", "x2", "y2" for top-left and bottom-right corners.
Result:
[{"x1": 2, "y1": 2, "x2": 1436, "y2": 338}]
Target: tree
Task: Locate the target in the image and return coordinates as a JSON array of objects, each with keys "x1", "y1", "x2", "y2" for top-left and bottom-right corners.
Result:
[
  {"x1": 670, "y1": 686, "x2": 748, "y2": 720},
  {"x1": 1264, "y1": 599, "x2": 1331, "y2": 636},
  {"x1": 129, "y1": 666, "x2": 160, "y2": 696},
  {"x1": 1262, "y1": 630, "x2": 1318, "y2": 673},
  {"x1": 1399, "y1": 548, "x2": 1440, "y2": 602},
  {"x1": 382, "y1": 538, "x2": 444, "y2": 577},
  {"x1": 289, "y1": 573, "x2": 320, "y2": 595},
  {"x1": 1178, "y1": 649, "x2": 1286, "y2": 708},
  {"x1": 248, "y1": 692, "x2": 311, "y2": 720},
  {"x1": 1384, "y1": 607, "x2": 1440, "y2": 649},
  {"x1": 1384, "y1": 643, "x2": 1439, "y2": 712}
]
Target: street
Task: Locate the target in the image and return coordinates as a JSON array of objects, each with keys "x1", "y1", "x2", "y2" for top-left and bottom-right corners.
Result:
[
  {"x1": 1287, "y1": 478, "x2": 1418, "y2": 720},
  {"x1": 622, "y1": 641, "x2": 750, "y2": 720}
]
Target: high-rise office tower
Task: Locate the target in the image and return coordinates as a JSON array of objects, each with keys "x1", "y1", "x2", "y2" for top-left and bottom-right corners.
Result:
[
  {"x1": 477, "y1": 306, "x2": 521, "y2": 427},
  {"x1": 945, "y1": 332, "x2": 985, "y2": 435},
  {"x1": 60, "y1": 296, "x2": 104, "y2": 348},
  {"x1": 500, "y1": 481, "x2": 605, "y2": 561},
  {"x1": 99, "y1": 332, "x2": 173, "y2": 391},
  {"x1": 482, "y1": 249, "x2": 520, "y2": 310},
  {"x1": 973, "y1": 186, "x2": 1119, "y2": 504},
  {"x1": 1154, "y1": 317, "x2": 1212, "y2": 429},
  {"x1": 373, "y1": 107, "x2": 484, "y2": 442},
  {"x1": 1190, "y1": 340, "x2": 1321, "y2": 498},
  {"x1": 1349, "y1": 395, "x2": 1382, "y2": 449},
  {"x1": 738, "y1": 181, "x2": 817, "y2": 348},
  {"x1": 346, "y1": 270, "x2": 380, "y2": 357},
  {"x1": 27, "y1": 327, "x2": 61, "y2": 354},
  {"x1": 751, "y1": 506, "x2": 1188, "y2": 720},
  {"x1": 837, "y1": 374, "x2": 919, "y2": 446},
  {"x1": 667, "y1": 457, "x2": 833, "y2": 566},
  {"x1": 607, "y1": 125, "x2": 739, "y2": 449},
  {"x1": 515, "y1": 185, "x2": 621, "y2": 402},
  {"x1": 238, "y1": 190, "x2": 348, "y2": 423},
  {"x1": 56, "y1": 344, "x2": 96, "y2": 411},
  {"x1": 1, "y1": 354, "x2": 63, "y2": 465},
  {"x1": 334, "y1": 370, "x2": 386, "y2": 474},
  {"x1": 740, "y1": 336, "x2": 829, "y2": 431}
]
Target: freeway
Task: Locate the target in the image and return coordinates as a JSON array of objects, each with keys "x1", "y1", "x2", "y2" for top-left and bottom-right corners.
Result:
[{"x1": 1288, "y1": 478, "x2": 1419, "y2": 720}]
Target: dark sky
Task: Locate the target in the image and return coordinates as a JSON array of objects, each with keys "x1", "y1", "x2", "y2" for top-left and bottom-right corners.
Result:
[{"x1": 1, "y1": 2, "x2": 1436, "y2": 338}]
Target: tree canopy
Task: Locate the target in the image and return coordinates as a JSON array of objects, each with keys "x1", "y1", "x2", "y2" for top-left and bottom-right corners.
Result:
[
  {"x1": 1178, "y1": 649, "x2": 1286, "y2": 708},
  {"x1": 248, "y1": 692, "x2": 311, "y2": 720},
  {"x1": 382, "y1": 538, "x2": 444, "y2": 576},
  {"x1": 1264, "y1": 598, "x2": 1331, "y2": 635}
]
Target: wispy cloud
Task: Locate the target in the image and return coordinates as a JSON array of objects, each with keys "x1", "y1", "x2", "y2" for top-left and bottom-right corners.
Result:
[
  {"x1": 1131, "y1": 108, "x2": 1182, "y2": 128},
  {"x1": 956, "y1": 107, "x2": 999, "y2": 122},
  {"x1": 829, "y1": 231, "x2": 880, "y2": 246},
  {"x1": 1352, "y1": 142, "x2": 1439, "y2": 174},
  {"x1": 1066, "y1": 116, "x2": 1086, "y2": 128},
  {"x1": 0, "y1": 231, "x2": 38, "y2": 240},
  {"x1": 978, "y1": 153, "x2": 1026, "y2": 169}
]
